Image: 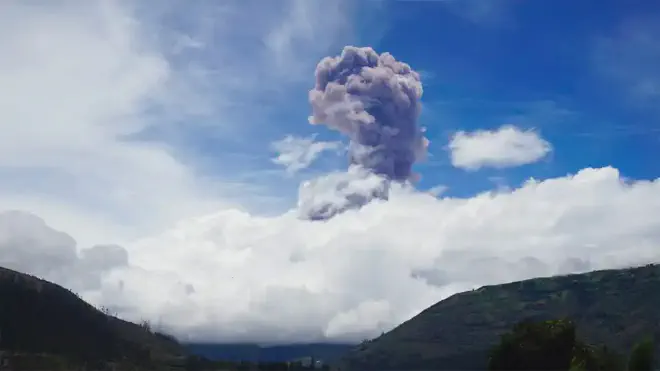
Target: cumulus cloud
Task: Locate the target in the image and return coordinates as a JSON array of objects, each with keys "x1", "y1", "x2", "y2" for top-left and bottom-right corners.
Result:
[
  {"x1": 0, "y1": 0, "x2": 232, "y2": 246},
  {"x1": 3, "y1": 0, "x2": 660, "y2": 348},
  {"x1": 3, "y1": 167, "x2": 660, "y2": 344},
  {"x1": 449, "y1": 125, "x2": 552, "y2": 171},
  {"x1": 0, "y1": 0, "x2": 359, "y2": 245},
  {"x1": 0, "y1": 211, "x2": 128, "y2": 293},
  {"x1": 296, "y1": 167, "x2": 390, "y2": 220},
  {"x1": 271, "y1": 135, "x2": 342, "y2": 174}
]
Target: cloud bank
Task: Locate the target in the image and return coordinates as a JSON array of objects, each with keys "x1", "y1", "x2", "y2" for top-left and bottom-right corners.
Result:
[
  {"x1": 3, "y1": 0, "x2": 660, "y2": 347},
  {"x1": 449, "y1": 125, "x2": 552, "y2": 171},
  {"x1": 0, "y1": 0, "x2": 363, "y2": 244},
  {"x1": 0, "y1": 211, "x2": 129, "y2": 293},
  {"x1": 4, "y1": 166, "x2": 660, "y2": 344},
  {"x1": 0, "y1": 0, "x2": 243, "y2": 246}
]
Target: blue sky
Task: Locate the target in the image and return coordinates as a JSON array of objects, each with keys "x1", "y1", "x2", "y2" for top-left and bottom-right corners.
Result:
[
  {"x1": 138, "y1": 0, "x2": 660, "y2": 204},
  {"x1": 397, "y1": 0, "x2": 660, "y2": 195},
  {"x1": 2, "y1": 0, "x2": 660, "y2": 344}
]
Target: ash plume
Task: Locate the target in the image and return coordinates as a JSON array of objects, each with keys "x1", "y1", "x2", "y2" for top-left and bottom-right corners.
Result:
[
  {"x1": 309, "y1": 46, "x2": 428, "y2": 180},
  {"x1": 299, "y1": 46, "x2": 429, "y2": 220}
]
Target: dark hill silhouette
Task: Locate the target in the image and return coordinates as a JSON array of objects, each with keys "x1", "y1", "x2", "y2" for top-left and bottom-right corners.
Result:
[
  {"x1": 4, "y1": 262, "x2": 660, "y2": 370},
  {"x1": 340, "y1": 264, "x2": 660, "y2": 370},
  {"x1": 0, "y1": 266, "x2": 186, "y2": 369}
]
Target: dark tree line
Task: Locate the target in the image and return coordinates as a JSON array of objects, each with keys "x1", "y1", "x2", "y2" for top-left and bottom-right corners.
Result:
[
  {"x1": 182, "y1": 354, "x2": 329, "y2": 371},
  {"x1": 488, "y1": 319, "x2": 655, "y2": 371}
]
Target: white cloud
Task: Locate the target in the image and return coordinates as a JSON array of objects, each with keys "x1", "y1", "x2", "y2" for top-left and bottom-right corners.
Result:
[
  {"x1": 296, "y1": 166, "x2": 390, "y2": 220},
  {"x1": 271, "y1": 135, "x2": 342, "y2": 174},
  {"x1": 449, "y1": 125, "x2": 552, "y2": 171},
  {"x1": 0, "y1": 0, "x2": 238, "y2": 245},
  {"x1": 0, "y1": 211, "x2": 128, "y2": 293},
  {"x1": 0, "y1": 0, "x2": 357, "y2": 245},
  {"x1": 3, "y1": 0, "x2": 660, "y2": 347},
  {"x1": 3, "y1": 167, "x2": 660, "y2": 344}
]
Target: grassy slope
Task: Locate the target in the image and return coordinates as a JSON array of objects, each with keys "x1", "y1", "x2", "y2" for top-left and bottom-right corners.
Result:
[
  {"x1": 0, "y1": 266, "x2": 186, "y2": 368},
  {"x1": 340, "y1": 264, "x2": 660, "y2": 370}
]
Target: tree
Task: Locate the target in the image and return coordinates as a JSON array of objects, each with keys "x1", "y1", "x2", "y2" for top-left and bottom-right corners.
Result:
[
  {"x1": 628, "y1": 337, "x2": 654, "y2": 371},
  {"x1": 488, "y1": 319, "x2": 577, "y2": 370},
  {"x1": 139, "y1": 319, "x2": 152, "y2": 333},
  {"x1": 571, "y1": 342, "x2": 624, "y2": 371}
]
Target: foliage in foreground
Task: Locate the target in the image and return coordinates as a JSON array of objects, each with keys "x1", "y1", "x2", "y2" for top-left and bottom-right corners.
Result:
[
  {"x1": 488, "y1": 319, "x2": 655, "y2": 371},
  {"x1": 341, "y1": 264, "x2": 660, "y2": 371}
]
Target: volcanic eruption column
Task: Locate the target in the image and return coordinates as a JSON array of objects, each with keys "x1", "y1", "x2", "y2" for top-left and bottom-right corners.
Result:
[{"x1": 299, "y1": 46, "x2": 429, "y2": 220}]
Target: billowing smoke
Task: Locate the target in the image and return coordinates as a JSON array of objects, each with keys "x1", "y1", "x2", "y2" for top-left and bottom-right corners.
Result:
[
  {"x1": 299, "y1": 46, "x2": 429, "y2": 220},
  {"x1": 297, "y1": 166, "x2": 390, "y2": 221}
]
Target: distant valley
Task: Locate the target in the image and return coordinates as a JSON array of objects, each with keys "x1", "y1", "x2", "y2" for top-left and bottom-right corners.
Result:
[{"x1": 186, "y1": 343, "x2": 355, "y2": 363}]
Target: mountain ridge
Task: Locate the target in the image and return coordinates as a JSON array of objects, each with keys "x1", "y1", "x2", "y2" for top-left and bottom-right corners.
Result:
[
  {"x1": 340, "y1": 263, "x2": 660, "y2": 370},
  {"x1": 3, "y1": 263, "x2": 660, "y2": 370},
  {"x1": 0, "y1": 265, "x2": 186, "y2": 369}
]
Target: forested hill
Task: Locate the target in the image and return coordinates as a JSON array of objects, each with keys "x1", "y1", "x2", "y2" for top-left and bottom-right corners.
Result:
[
  {"x1": 4, "y1": 262, "x2": 660, "y2": 370},
  {"x1": 0, "y1": 266, "x2": 186, "y2": 369},
  {"x1": 340, "y1": 264, "x2": 660, "y2": 370}
]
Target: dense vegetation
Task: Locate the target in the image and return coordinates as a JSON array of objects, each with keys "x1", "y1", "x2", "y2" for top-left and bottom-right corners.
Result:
[
  {"x1": 0, "y1": 266, "x2": 336, "y2": 370},
  {"x1": 340, "y1": 264, "x2": 660, "y2": 370},
  {"x1": 0, "y1": 266, "x2": 185, "y2": 370},
  {"x1": 488, "y1": 319, "x2": 654, "y2": 371}
]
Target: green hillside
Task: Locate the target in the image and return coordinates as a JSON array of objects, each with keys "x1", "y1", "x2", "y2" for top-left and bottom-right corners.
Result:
[
  {"x1": 0, "y1": 266, "x2": 186, "y2": 370},
  {"x1": 340, "y1": 264, "x2": 660, "y2": 370}
]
